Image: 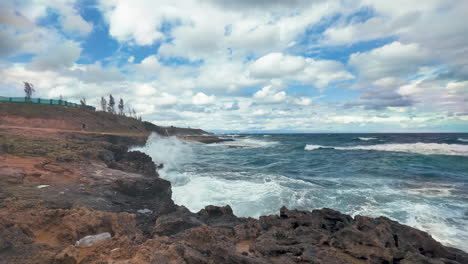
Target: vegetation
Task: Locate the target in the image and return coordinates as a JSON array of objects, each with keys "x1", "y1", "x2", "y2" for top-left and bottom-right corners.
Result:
[
  {"x1": 23, "y1": 82, "x2": 35, "y2": 101},
  {"x1": 107, "y1": 94, "x2": 115, "y2": 114},
  {"x1": 118, "y1": 98, "x2": 124, "y2": 115},
  {"x1": 100, "y1": 97, "x2": 107, "y2": 112}
]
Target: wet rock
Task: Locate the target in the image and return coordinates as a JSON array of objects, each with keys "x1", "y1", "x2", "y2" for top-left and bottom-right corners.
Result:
[{"x1": 112, "y1": 151, "x2": 158, "y2": 177}]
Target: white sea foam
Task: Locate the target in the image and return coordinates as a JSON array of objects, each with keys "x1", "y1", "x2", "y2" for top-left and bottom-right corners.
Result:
[
  {"x1": 305, "y1": 142, "x2": 468, "y2": 156},
  {"x1": 170, "y1": 172, "x2": 321, "y2": 218},
  {"x1": 304, "y1": 144, "x2": 328, "y2": 150},
  {"x1": 457, "y1": 138, "x2": 468, "y2": 142},
  {"x1": 212, "y1": 138, "x2": 279, "y2": 148},
  {"x1": 357, "y1": 137, "x2": 378, "y2": 141}
]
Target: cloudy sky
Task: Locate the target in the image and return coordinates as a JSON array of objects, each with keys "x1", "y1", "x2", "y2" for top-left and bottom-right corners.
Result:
[{"x1": 1, "y1": 0, "x2": 468, "y2": 132}]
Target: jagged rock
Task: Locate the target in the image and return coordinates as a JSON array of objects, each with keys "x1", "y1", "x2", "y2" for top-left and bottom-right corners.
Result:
[
  {"x1": 112, "y1": 151, "x2": 158, "y2": 177},
  {"x1": 113, "y1": 177, "x2": 171, "y2": 199},
  {"x1": 154, "y1": 207, "x2": 203, "y2": 236}
]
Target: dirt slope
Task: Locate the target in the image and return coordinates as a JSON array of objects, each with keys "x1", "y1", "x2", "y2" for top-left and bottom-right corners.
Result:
[{"x1": 0, "y1": 102, "x2": 209, "y2": 136}]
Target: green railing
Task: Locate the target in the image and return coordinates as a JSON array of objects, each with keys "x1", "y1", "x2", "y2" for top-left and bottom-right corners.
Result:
[{"x1": 0, "y1": 96, "x2": 96, "y2": 111}]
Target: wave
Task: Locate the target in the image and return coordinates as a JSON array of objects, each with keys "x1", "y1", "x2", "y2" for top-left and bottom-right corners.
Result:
[
  {"x1": 305, "y1": 142, "x2": 468, "y2": 156},
  {"x1": 457, "y1": 138, "x2": 468, "y2": 142},
  {"x1": 356, "y1": 137, "x2": 378, "y2": 141},
  {"x1": 304, "y1": 144, "x2": 330, "y2": 150},
  {"x1": 131, "y1": 133, "x2": 193, "y2": 174},
  {"x1": 212, "y1": 138, "x2": 279, "y2": 148}
]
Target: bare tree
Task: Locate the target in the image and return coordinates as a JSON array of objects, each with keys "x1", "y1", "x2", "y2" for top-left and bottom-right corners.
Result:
[
  {"x1": 108, "y1": 94, "x2": 115, "y2": 114},
  {"x1": 24, "y1": 82, "x2": 35, "y2": 101},
  {"x1": 80, "y1": 97, "x2": 86, "y2": 106},
  {"x1": 100, "y1": 97, "x2": 107, "y2": 112},
  {"x1": 118, "y1": 98, "x2": 124, "y2": 115},
  {"x1": 132, "y1": 108, "x2": 137, "y2": 118}
]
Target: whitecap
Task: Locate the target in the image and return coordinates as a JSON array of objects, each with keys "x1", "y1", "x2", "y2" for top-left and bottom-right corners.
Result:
[
  {"x1": 212, "y1": 138, "x2": 279, "y2": 148},
  {"x1": 304, "y1": 142, "x2": 468, "y2": 156},
  {"x1": 357, "y1": 137, "x2": 378, "y2": 141},
  {"x1": 336, "y1": 143, "x2": 468, "y2": 156},
  {"x1": 457, "y1": 138, "x2": 468, "y2": 142},
  {"x1": 304, "y1": 144, "x2": 332, "y2": 150}
]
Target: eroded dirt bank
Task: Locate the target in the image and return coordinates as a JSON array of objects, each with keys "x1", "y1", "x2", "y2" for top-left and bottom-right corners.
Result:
[{"x1": 0, "y1": 127, "x2": 467, "y2": 264}]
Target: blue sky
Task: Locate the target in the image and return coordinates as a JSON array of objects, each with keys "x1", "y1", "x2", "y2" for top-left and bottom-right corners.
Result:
[{"x1": 1, "y1": 0, "x2": 468, "y2": 132}]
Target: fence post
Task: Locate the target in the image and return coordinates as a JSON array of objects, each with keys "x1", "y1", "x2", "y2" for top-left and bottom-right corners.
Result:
[
  {"x1": 9, "y1": 97, "x2": 12, "y2": 102},
  {"x1": 38, "y1": 98, "x2": 41, "y2": 104}
]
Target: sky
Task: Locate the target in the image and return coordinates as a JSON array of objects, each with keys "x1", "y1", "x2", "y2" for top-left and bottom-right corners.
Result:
[{"x1": 1, "y1": 0, "x2": 468, "y2": 132}]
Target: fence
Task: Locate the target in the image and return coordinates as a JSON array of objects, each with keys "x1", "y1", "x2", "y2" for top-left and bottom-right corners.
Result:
[{"x1": 0, "y1": 96, "x2": 96, "y2": 111}]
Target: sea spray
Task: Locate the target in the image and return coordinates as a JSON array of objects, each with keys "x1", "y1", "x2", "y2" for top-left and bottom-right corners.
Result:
[{"x1": 132, "y1": 133, "x2": 193, "y2": 186}]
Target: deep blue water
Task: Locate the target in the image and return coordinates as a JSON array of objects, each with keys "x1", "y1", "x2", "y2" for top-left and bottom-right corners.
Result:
[{"x1": 136, "y1": 133, "x2": 468, "y2": 251}]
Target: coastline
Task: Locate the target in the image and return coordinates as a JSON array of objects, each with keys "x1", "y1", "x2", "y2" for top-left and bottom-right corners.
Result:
[{"x1": 1, "y1": 125, "x2": 467, "y2": 263}]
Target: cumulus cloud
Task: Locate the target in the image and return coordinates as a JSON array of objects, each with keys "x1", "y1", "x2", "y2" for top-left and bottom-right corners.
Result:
[
  {"x1": 349, "y1": 41, "x2": 429, "y2": 80},
  {"x1": 192, "y1": 92, "x2": 216, "y2": 105},
  {"x1": 249, "y1": 53, "x2": 353, "y2": 89},
  {"x1": 294, "y1": 97, "x2": 312, "y2": 106},
  {"x1": 253, "y1": 85, "x2": 287, "y2": 103},
  {"x1": 249, "y1": 53, "x2": 306, "y2": 78},
  {"x1": 29, "y1": 41, "x2": 82, "y2": 71},
  {"x1": 348, "y1": 86, "x2": 413, "y2": 110}
]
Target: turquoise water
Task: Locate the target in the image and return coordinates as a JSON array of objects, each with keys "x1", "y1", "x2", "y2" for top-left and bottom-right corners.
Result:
[{"x1": 137, "y1": 133, "x2": 468, "y2": 251}]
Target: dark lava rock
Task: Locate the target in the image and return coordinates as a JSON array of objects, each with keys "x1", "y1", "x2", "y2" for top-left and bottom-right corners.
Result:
[
  {"x1": 112, "y1": 151, "x2": 158, "y2": 177},
  {"x1": 113, "y1": 177, "x2": 171, "y2": 199},
  {"x1": 154, "y1": 206, "x2": 203, "y2": 236}
]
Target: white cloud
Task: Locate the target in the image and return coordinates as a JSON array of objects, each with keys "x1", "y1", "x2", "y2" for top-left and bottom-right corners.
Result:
[
  {"x1": 253, "y1": 85, "x2": 287, "y2": 103},
  {"x1": 29, "y1": 41, "x2": 82, "y2": 71},
  {"x1": 249, "y1": 53, "x2": 306, "y2": 78},
  {"x1": 249, "y1": 53, "x2": 353, "y2": 89},
  {"x1": 137, "y1": 55, "x2": 162, "y2": 73},
  {"x1": 349, "y1": 41, "x2": 429, "y2": 80},
  {"x1": 294, "y1": 97, "x2": 312, "y2": 106},
  {"x1": 98, "y1": 0, "x2": 344, "y2": 56},
  {"x1": 192, "y1": 92, "x2": 216, "y2": 105}
]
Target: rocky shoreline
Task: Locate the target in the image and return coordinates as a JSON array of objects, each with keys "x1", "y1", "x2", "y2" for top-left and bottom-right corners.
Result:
[{"x1": 1, "y1": 128, "x2": 467, "y2": 264}]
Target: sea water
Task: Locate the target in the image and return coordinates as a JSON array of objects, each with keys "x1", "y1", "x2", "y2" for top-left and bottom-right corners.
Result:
[{"x1": 135, "y1": 133, "x2": 468, "y2": 251}]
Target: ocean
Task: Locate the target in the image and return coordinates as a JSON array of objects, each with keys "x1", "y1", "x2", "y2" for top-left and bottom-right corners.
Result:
[{"x1": 135, "y1": 133, "x2": 468, "y2": 251}]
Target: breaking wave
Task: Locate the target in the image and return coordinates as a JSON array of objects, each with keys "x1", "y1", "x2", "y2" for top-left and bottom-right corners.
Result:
[
  {"x1": 458, "y1": 138, "x2": 468, "y2": 142},
  {"x1": 304, "y1": 144, "x2": 330, "y2": 150},
  {"x1": 305, "y1": 143, "x2": 468, "y2": 156},
  {"x1": 356, "y1": 137, "x2": 378, "y2": 141},
  {"x1": 211, "y1": 138, "x2": 279, "y2": 148}
]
